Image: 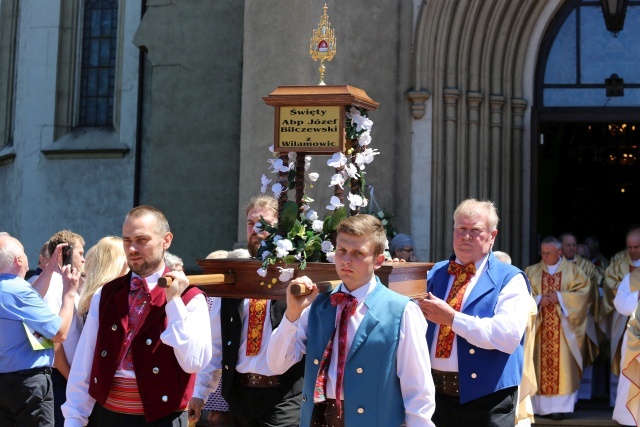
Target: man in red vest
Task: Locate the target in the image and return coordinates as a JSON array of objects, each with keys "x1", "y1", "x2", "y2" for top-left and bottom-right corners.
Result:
[{"x1": 63, "y1": 205, "x2": 212, "y2": 426}]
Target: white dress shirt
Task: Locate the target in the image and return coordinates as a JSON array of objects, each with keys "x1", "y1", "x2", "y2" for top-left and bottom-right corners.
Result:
[
  {"x1": 614, "y1": 272, "x2": 640, "y2": 317},
  {"x1": 266, "y1": 277, "x2": 436, "y2": 427},
  {"x1": 43, "y1": 272, "x2": 83, "y2": 366},
  {"x1": 193, "y1": 298, "x2": 281, "y2": 400},
  {"x1": 62, "y1": 266, "x2": 212, "y2": 427},
  {"x1": 430, "y1": 254, "x2": 530, "y2": 372}
]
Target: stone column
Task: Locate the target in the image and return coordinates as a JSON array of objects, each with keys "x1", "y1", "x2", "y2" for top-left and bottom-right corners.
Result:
[
  {"x1": 510, "y1": 98, "x2": 528, "y2": 262},
  {"x1": 443, "y1": 88, "x2": 460, "y2": 249},
  {"x1": 466, "y1": 91, "x2": 483, "y2": 197}
]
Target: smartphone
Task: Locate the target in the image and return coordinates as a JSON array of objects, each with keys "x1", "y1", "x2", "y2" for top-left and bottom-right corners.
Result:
[{"x1": 61, "y1": 245, "x2": 74, "y2": 267}]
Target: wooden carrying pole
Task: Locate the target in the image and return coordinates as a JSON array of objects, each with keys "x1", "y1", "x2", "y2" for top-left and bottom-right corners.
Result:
[
  {"x1": 192, "y1": 258, "x2": 433, "y2": 300},
  {"x1": 158, "y1": 274, "x2": 339, "y2": 298}
]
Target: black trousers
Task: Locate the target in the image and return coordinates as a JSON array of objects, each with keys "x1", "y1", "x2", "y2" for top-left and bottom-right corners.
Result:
[
  {"x1": 51, "y1": 369, "x2": 66, "y2": 427},
  {"x1": 311, "y1": 399, "x2": 344, "y2": 427},
  {"x1": 432, "y1": 386, "x2": 518, "y2": 427},
  {"x1": 227, "y1": 379, "x2": 303, "y2": 427},
  {"x1": 92, "y1": 404, "x2": 188, "y2": 427},
  {"x1": 0, "y1": 369, "x2": 54, "y2": 427}
]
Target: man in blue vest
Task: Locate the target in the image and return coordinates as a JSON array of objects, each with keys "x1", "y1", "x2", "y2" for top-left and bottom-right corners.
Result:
[
  {"x1": 418, "y1": 198, "x2": 531, "y2": 426},
  {"x1": 266, "y1": 214, "x2": 436, "y2": 426}
]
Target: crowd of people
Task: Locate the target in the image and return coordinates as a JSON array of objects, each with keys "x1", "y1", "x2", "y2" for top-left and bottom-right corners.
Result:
[{"x1": 1, "y1": 197, "x2": 639, "y2": 427}]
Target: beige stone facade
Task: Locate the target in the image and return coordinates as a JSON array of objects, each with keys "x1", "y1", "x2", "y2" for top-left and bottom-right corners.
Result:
[{"x1": 2, "y1": 0, "x2": 638, "y2": 269}]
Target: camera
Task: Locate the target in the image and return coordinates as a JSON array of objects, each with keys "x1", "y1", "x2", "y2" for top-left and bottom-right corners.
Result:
[{"x1": 61, "y1": 245, "x2": 74, "y2": 267}]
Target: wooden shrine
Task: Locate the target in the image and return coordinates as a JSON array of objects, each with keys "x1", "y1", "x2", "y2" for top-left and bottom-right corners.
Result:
[
  {"x1": 163, "y1": 83, "x2": 431, "y2": 300},
  {"x1": 170, "y1": 7, "x2": 433, "y2": 300}
]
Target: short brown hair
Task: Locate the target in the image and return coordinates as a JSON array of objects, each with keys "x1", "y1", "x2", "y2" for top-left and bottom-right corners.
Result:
[
  {"x1": 39, "y1": 242, "x2": 50, "y2": 258},
  {"x1": 244, "y1": 195, "x2": 278, "y2": 216},
  {"x1": 125, "y1": 205, "x2": 170, "y2": 235},
  {"x1": 336, "y1": 214, "x2": 387, "y2": 256},
  {"x1": 48, "y1": 230, "x2": 85, "y2": 256}
]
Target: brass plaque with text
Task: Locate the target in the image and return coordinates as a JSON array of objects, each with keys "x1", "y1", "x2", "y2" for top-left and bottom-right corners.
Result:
[{"x1": 276, "y1": 106, "x2": 343, "y2": 153}]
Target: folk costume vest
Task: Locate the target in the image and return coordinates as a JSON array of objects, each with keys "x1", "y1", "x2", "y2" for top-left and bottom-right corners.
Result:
[
  {"x1": 300, "y1": 278, "x2": 408, "y2": 427},
  {"x1": 426, "y1": 252, "x2": 529, "y2": 404},
  {"x1": 219, "y1": 298, "x2": 304, "y2": 401},
  {"x1": 88, "y1": 272, "x2": 203, "y2": 422}
]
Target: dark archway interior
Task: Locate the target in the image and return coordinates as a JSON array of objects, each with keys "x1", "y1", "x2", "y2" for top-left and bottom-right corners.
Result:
[{"x1": 537, "y1": 122, "x2": 640, "y2": 259}]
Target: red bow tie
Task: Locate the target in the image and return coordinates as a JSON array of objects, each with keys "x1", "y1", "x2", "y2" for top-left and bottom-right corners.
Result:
[
  {"x1": 448, "y1": 261, "x2": 476, "y2": 277},
  {"x1": 130, "y1": 276, "x2": 148, "y2": 293}
]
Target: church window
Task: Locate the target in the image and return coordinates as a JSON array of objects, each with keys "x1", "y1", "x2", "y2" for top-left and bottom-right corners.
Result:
[
  {"x1": 542, "y1": 0, "x2": 640, "y2": 107},
  {"x1": 78, "y1": 0, "x2": 118, "y2": 127}
]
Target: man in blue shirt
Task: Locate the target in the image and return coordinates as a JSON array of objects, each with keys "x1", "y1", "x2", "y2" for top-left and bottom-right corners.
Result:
[{"x1": 0, "y1": 234, "x2": 80, "y2": 427}]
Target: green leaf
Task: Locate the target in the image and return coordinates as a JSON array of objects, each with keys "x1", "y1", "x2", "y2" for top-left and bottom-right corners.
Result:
[
  {"x1": 280, "y1": 201, "x2": 299, "y2": 232},
  {"x1": 305, "y1": 237, "x2": 321, "y2": 253},
  {"x1": 306, "y1": 251, "x2": 321, "y2": 262},
  {"x1": 288, "y1": 220, "x2": 305, "y2": 239},
  {"x1": 324, "y1": 207, "x2": 347, "y2": 232},
  {"x1": 260, "y1": 217, "x2": 278, "y2": 232},
  {"x1": 282, "y1": 255, "x2": 298, "y2": 264}
]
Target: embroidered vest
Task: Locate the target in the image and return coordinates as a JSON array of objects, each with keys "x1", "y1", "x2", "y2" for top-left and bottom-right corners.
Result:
[
  {"x1": 88, "y1": 272, "x2": 203, "y2": 422},
  {"x1": 426, "y1": 252, "x2": 530, "y2": 404},
  {"x1": 300, "y1": 279, "x2": 408, "y2": 427},
  {"x1": 219, "y1": 298, "x2": 304, "y2": 401}
]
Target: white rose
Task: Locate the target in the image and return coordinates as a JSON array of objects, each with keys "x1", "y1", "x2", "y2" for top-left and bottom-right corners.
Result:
[
  {"x1": 275, "y1": 239, "x2": 293, "y2": 258},
  {"x1": 321, "y1": 240, "x2": 334, "y2": 253},
  {"x1": 326, "y1": 196, "x2": 344, "y2": 211},
  {"x1": 329, "y1": 173, "x2": 346, "y2": 189},
  {"x1": 358, "y1": 130, "x2": 372, "y2": 146},
  {"x1": 327, "y1": 152, "x2": 347, "y2": 168},
  {"x1": 345, "y1": 163, "x2": 359, "y2": 179},
  {"x1": 306, "y1": 209, "x2": 318, "y2": 222},
  {"x1": 271, "y1": 183, "x2": 285, "y2": 197},
  {"x1": 347, "y1": 193, "x2": 365, "y2": 211},
  {"x1": 312, "y1": 220, "x2": 324, "y2": 233}
]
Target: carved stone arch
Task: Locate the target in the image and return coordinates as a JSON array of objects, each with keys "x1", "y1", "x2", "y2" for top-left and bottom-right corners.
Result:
[{"x1": 410, "y1": 0, "x2": 566, "y2": 266}]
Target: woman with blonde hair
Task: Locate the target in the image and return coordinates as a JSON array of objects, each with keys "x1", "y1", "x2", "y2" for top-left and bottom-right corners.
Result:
[{"x1": 78, "y1": 236, "x2": 128, "y2": 322}]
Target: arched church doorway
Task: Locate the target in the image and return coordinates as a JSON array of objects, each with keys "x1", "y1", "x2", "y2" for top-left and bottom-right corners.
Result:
[{"x1": 533, "y1": 0, "x2": 640, "y2": 261}]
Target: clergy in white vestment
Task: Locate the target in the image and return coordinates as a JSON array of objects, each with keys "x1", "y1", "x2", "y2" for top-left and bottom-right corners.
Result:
[
  {"x1": 613, "y1": 269, "x2": 640, "y2": 426},
  {"x1": 602, "y1": 229, "x2": 640, "y2": 405},
  {"x1": 526, "y1": 236, "x2": 589, "y2": 420}
]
